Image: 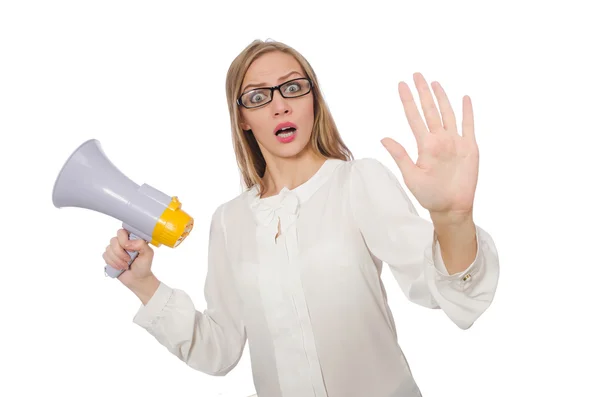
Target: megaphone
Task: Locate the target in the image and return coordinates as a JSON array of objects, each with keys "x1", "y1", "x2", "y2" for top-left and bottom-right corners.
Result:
[{"x1": 52, "y1": 139, "x2": 194, "y2": 278}]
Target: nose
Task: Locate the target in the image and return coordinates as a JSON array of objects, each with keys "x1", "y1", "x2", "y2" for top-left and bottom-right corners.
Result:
[{"x1": 271, "y1": 89, "x2": 291, "y2": 116}]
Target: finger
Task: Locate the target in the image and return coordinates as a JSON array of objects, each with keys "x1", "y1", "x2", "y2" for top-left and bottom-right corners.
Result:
[
  {"x1": 462, "y1": 95, "x2": 475, "y2": 142},
  {"x1": 413, "y1": 72, "x2": 443, "y2": 133},
  {"x1": 104, "y1": 249, "x2": 129, "y2": 270},
  {"x1": 381, "y1": 137, "x2": 417, "y2": 178},
  {"x1": 111, "y1": 237, "x2": 131, "y2": 262},
  {"x1": 431, "y1": 81, "x2": 457, "y2": 132},
  {"x1": 398, "y1": 81, "x2": 428, "y2": 144},
  {"x1": 117, "y1": 228, "x2": 130, "y2": 248},
  {"x1": 112, "y1": 248, "x2": 132, "y2": 268},
  {"x1": 125, "y1": 238, "x2": 150, "y2": 255}
]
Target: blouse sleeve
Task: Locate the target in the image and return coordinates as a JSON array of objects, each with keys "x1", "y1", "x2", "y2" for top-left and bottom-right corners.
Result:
[
  {"x1": 132, "y1": 203, "x2": 246, "y2": 375},
  {"x1": 349, "y1": 158, "x2": 499, "y2": 329}
]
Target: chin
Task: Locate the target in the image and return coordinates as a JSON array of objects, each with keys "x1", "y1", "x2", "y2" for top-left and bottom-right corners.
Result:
[{"x1": 272, "y1": 142, "x2": 311, "y2": 159}]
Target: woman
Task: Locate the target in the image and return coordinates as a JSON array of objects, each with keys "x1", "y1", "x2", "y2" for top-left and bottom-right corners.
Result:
[{"x1": 103, "y1": 39, "x2": 499, "y2": 397}]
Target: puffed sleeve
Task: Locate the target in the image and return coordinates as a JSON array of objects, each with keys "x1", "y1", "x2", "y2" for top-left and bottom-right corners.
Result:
[
  {"x1": 132, "y1": 203, "x2": 247, "y2": 375},
  {"x1": 349, "y1": 158, "x2": 499, "y2": 329}
]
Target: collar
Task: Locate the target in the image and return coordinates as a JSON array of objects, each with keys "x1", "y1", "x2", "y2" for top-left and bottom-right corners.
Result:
[{"x1": 247, "y1": 158, "x2": 345, "y2": 226}]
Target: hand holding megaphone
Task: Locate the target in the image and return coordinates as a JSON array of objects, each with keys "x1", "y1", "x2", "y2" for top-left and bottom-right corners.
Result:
[
  {"x1": 52, "y1": 139, "x2": 194, "y2": 279},
  {"x1": 102, "y1": 228, "x2": 155, "y2": 284}
]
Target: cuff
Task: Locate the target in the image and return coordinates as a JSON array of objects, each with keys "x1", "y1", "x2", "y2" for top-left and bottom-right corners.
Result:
[{"x1": 132, "y1": 281, "x2": 174, "y2": 329}]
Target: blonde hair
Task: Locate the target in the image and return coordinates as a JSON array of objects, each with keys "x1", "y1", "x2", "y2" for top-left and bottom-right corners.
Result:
[{"x1": 225, "y1": 39, "x2": 353, "y2": 196}]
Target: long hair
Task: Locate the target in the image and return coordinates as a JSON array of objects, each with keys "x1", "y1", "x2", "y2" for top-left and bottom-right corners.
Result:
[{"x1": 225, "y1": 39, "x2": 353, "y2": 196}]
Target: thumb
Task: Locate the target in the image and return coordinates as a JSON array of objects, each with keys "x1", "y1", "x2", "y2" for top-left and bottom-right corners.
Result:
[{"x1": 380, "y1": 138, "x2": 416, "y2": 177}]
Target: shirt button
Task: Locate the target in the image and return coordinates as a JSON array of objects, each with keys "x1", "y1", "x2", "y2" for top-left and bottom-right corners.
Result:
[{"x1": 462, "y1": 273, "x2": 472, "y2": 282}]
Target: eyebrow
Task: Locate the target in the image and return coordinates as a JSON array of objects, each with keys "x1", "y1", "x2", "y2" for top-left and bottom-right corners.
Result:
[{"x1": 242, "y1": 71, "x2": 303, "y2": 93}]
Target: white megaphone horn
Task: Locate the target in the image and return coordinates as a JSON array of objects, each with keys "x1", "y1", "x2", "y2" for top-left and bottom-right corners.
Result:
[{"x1": 52, "y1": 139, "x2": 194, "y2": 278}]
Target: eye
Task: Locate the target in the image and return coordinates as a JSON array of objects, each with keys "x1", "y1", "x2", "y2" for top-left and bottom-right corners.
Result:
[
  {"x1": 250, "y1": 92, "x2": 267, "y2": 103},
  {"x1": 284, "y1": 83, "x2": 300, "y2": 93}
]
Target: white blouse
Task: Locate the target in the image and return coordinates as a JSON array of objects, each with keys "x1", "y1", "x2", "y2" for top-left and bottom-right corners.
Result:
[{"x1": 132, "y1": 157, "x2": 500, "y2": 397}]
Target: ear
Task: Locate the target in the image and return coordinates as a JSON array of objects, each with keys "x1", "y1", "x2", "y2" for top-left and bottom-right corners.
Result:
[{"x1": 239, "y1": 115, "x2": 251, "y2": 131}]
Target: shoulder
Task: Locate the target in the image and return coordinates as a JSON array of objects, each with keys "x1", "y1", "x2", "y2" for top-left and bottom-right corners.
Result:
[
  {"x1": 213, "y1": 188, "x2": 254, "y2": 217},
  {"x1": 203, "y1": 190, "x2": 255, "y2": 245},
  {"x1": 341, "y1": 157, "x2": 399, "y2": 182},
  {"x1": 342, "y1": 157, "x2": 408, "y2": 202}
]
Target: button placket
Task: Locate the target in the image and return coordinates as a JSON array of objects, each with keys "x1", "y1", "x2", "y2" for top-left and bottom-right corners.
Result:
[
  {"x1": 250, "y1": 188, "x2": 328, "y2": 397},
  {"x1": 285, "y1": 225, "x2": 328, "y2": 397}
]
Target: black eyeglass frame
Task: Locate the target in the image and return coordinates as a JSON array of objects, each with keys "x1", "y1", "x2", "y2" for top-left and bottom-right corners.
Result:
[{"x1": 236, "y1": 77, "x2": 314, "y2": 109}]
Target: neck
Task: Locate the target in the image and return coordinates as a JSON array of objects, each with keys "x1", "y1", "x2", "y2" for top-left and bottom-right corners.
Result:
[{"x1": 261, "y1": 149, "x2": 327, "y2": 198}]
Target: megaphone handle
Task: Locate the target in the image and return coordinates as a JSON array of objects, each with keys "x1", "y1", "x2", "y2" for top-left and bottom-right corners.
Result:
[{"x1": 104, "y1": 233, "x2": 142, "y2": 278}]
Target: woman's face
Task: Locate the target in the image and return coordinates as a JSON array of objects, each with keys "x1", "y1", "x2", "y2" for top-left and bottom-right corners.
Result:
[{"x1": 239, "y1": 51, "x2": 315, "y2": 160}]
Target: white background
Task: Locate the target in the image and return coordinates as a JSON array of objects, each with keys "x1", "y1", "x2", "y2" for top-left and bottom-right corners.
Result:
[{"x1": 1, "y1": 1, "x2": 599, "y2": 396}]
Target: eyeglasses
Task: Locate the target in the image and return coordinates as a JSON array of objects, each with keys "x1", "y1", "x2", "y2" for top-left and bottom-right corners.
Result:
[{"x1": 237, "y1": 77, "x2": 313, "y2": 109}]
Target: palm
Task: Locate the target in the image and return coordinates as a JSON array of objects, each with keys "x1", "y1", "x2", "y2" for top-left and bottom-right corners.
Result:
[{"x1": 381, "y1": 72, "x2": 479, "y2": 214}]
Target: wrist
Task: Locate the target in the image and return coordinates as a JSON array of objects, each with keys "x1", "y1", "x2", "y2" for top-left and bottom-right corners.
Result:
[
  {"x1": 430, "y1": 211, "x2": 478, "y2": 274},
  {"x1": 431, "y1": 210, "x2": 476, "y2": 245},
  {"x1": 430, "y1": 209, "x2": 473, "y2": 227},
  {"x1": 126, "y1": 274, "x2": 160, "y2": 305}
]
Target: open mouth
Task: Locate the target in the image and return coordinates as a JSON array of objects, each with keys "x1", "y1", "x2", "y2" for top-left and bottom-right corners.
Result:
[{"x1": 275, "y1": 126, "x2": 297, "y2": 138}]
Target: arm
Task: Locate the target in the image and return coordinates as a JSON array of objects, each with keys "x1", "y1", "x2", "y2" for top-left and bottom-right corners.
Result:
[
  {"x1": 349, "y1": 158, "x2": 499, "y2": 330},
  {"x1": 131, "y1": 203, "x2": 246, "y2": 375}
]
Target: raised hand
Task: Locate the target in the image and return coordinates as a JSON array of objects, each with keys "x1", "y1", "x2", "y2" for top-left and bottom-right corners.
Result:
[{"x1": 381, "y1": 72, "x2": 479, "y2": 217}]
